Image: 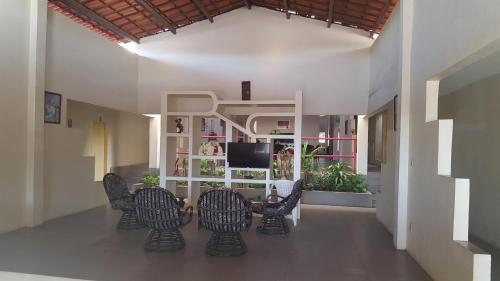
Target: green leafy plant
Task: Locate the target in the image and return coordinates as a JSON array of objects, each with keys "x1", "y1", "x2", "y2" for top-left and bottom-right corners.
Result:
[
  {"x1": 305, "y1": 163, "x2": 368, "y2": 193},
  {"x1": 200, "y1": 159, "x2": 224, "y2": 177},
  {"x1": 141, "y1": 175, "x2": 160, "y2": 186},
  {"x1": 301, "y1": 142, "x2": 325, "y2": 184}
]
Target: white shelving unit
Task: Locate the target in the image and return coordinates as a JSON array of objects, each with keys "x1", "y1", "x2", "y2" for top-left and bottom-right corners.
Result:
[{"x1": 160, "y1": 90, "x2": 303, "y2": 225}]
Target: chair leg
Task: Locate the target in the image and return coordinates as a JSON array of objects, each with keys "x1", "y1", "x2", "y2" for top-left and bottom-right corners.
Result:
[
  {"x1": 144, "y1": 229, "x2": 186, "y2": 252},
  {"x1": 117, "y1": 210, "x2": 145, "y2": 230},
  {"x1": 256, "y1": 214, "x2": 290, "y2": 235},
  {"x1": 206, "y1": 232, "x2": 247, "y2": 257}
]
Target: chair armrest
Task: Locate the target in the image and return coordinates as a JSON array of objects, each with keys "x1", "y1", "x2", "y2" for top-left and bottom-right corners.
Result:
[
  {"x1": 244, "y1": 200, "x2": 253, "y2": 227},
  {"x1": 180, "y1": 205, "x2": 194, "y2": 226}
]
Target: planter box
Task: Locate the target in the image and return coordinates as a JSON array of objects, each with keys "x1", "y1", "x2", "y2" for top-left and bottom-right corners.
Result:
[{"x1": 302, "y1": 190, "x2": 373, "y2": 208}]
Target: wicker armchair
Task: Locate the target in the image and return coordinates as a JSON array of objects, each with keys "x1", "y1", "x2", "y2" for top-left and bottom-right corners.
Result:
[
  {"x1": 102, "y1": 173, "x2": 144, "y2": 230},
  {"x1": 253, "y1": 179, "x2": 304, "y2": 235},
  {"x1": 197, "y1": 189, "x2": 252, "y2": 257},
  {"x1": 135, "y1": 188, "x2": 193, "y2": 252}
]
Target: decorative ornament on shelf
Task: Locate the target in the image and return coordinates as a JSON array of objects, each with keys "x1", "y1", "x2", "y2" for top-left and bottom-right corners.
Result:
[
  {"x1": 173, "y1": 158, "x2": 180, "y2": 176},
  {"x1": 175, "y1": 118, "x2": 184, "y2": 133},
  {"x1": 276, "y1": 150, "x2": 293, "y2": 180},
  {"x1": 270, "y1": 129, "x2": 281, "y2": 135},
  {"x1": 198, "y1": 140, "x2": 223, "y2": 156},
  {"x1": 173, "y1": 156, "x2": 188, "y2": 177},
  {"x1": 181, "y1": 158, "x2": 188, "y2": 177}
]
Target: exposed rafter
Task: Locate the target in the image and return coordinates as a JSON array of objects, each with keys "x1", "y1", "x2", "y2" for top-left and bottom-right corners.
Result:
[
  {"x1": 370, "y1": 0, "x2": 391, "y2": 38},
  {"x1": 327, "y1": 0, "x2": 335, "y2": 28},
  {"x1": 50, "y1": 0, "x2": 399, "y2": 42},
  {"x1": 54, "y1": 0, "x2": 140, "y2": 43},
  {"x1": 135, "y1": 0, "x2": 177, "y2": 35},
  {"x1": 282, "y1": 0, "x2": 291, "y2": 19},
  {"x1": 243, "y1": 0, "x2": 252, "y2": 9},
  {"x1": 192, "y1": 0, "x2": 214, "y2": 23}
]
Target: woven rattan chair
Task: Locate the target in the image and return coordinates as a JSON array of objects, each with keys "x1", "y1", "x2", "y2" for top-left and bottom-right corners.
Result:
[
  {"x1": 103, "y1": 173, "x2": 144, "y2": 230},
  {"x1": 135, "y1": 188, "x2": 193, "y2": 252},
  {"x1": 253, "y1": 179, "x2": 304, "y2": 235},
  {"x1": 197, "y1": 189, "x2": 252, "y2": 257}
]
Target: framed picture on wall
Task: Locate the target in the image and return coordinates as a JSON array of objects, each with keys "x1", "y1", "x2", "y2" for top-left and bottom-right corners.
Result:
[
  {"x1": 44, "y1": 91, "x2": 62, "y2": 124},
  {"x1": 277, "y1": 120, "x2": 290, "y2": 129}
]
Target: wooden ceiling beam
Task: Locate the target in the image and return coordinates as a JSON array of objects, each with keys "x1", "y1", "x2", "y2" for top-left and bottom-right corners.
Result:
[
  {"x1": 327, "y1": 0, "x2": 334, "y2": 27},
  {"x1": 192, "y1": 0, "x2": 214, "y2": 23},
  {"x1": 135, "y1": 0, "x2": 177, "y2": 35},
  {"x1": 243, "y1": 0, "x2": 252, "y2": 9},
  {"x1": 283, "y1": 0, "x2": 291, "y2": 19},
  {"x1": 370, "y1": 0, "x2": 391, "y2": 38},
  {"x1": 55, "y1": 0, "x2": 140, "y2": 43}
]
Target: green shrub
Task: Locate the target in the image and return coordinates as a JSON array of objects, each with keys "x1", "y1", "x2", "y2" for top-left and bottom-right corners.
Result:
[
  {"x1": 305, "y1": 163, "x2": 368, "y2": 193},
  {"x1": 141, "y1": 175, "x2": 160, "y2": 186}
]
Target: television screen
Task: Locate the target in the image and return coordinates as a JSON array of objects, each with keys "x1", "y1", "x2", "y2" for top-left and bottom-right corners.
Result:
[{"x1": 227, "y1": 143, "x2": 271, "y2": 168}]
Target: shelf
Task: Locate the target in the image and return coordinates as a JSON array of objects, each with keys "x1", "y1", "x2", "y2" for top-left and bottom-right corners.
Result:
[
  {"x1": 166, "y1": 112, "x2": 213, "y2": 116},
  {"x1": 217, "y1": 100, "x2": 296, "y2": 105},
  {"x1": 231, "y1": 178, "x2": 269, "y2": 184},
  {"x1": 191, "y1": 155, "x2": 226, "y2": 160},
  {"x1": 192, "y1": 177, "x2": 225, "y2": 183},
  {"x1": 166, "y1": 176, "x2": 188, "y2": 181},
  {"x1": 228, "y1": 167, "x2": 270, "y2": 172},
  {"x1": 165, "y1": 133, "x2": 189, "y2": 137}
]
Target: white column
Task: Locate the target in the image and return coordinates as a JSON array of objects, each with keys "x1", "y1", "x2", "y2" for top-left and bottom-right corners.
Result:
[
  {"x1": 159, "y1": 95, "x2": 167, "y2": 188},
  {"x1": 356, "y1": 115, "x2": 369, "y2": 175},
  {"x1": 148, "y1": 115, "x2": 161, "y2": 169},
  {"x1": 393, "y1": 0, "x2": 413, "y2": 250},
  {"x1": 293, "y1": 91, "x2": 303, "y2": 225},
  {"x1": 26, "y1": 0, "x2": 47, "y2": 227}
]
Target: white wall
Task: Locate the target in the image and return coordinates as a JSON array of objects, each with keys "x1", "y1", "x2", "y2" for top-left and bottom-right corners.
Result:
[
  {"x1": 115, "y1": 111, "x2": 150, "y2": 166},
  {"x1": 45, "y1": 9, "x2": 139, "y2": 113},
  {"x1": 439, "y1": 73, "x2": 500, "y2": 250},
  {"x1": 43, "y1": 125, "x2": 106, "y2": 221},
  {"x1": 0, "y1": 0, "x2": 30, "y2": 233},
  {"x1": 368, "y1": 4, "x2": 400, "y2": 236},
  {"x1": 403, "y1": 0, "x2": 500, "y2": 280},
  {"x1": 67, "y1": 100, "x2": 149, "y2": 169},
  {"x1": 137, "y1": 7, "x2": 372, "y2": 115},
  {"x1": 368, "y1": 4, "x2": 401, "y2": 114},
  {"x1": 375, "y1": 102, "x2": 396, "y2": 234}
]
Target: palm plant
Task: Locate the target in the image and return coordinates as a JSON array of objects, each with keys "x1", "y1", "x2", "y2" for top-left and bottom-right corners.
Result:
[{"x1": 301, "y1": 143, "x2": 324, "y2": 184}]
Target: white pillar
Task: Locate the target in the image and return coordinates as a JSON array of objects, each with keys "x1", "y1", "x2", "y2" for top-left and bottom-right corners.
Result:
[
  {"x1": 148, "y1": 115, "x2": 161, "y2": 169},
  {"x1": 356, "y1": 115, "x2": 369, "y2": 175},
  {"x1": 26, "y1": 0, "x2": 47, "y2": 227},
  {"x1": 393, "y1": 0, "x2": 413, "y2": 250},
  {"x1": 293, "y1": 91, "x2": 303, "y2": 225}
]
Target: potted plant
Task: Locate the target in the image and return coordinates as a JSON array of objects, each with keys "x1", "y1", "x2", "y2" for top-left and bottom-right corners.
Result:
[{"x1": 141, "y1": 175, "x2": 160, "y2": 188}]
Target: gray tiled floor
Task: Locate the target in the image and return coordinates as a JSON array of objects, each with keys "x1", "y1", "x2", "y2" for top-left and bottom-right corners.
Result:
[{"x1": 0, "y1": 205, "x2": 432, "y2": 281}]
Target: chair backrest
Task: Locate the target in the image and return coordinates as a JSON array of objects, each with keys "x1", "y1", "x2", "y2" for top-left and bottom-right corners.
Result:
[
  {"x1": 197, "y1": 189, "x2": 250, "y2": 233},
  {"x1": 102, "y1": 173, "x2": 130, "y2": 209},
  {"x1": 135, "y1": 188, "x2": 181, "y2": 230},
  {"x1": 278, "y1": 179, "x2": 304, "y2": 215}
]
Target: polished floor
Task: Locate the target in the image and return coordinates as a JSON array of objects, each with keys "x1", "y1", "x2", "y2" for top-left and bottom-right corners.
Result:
[{"x1": 0, "y1": 205, "x2": 432, "y2": 281}]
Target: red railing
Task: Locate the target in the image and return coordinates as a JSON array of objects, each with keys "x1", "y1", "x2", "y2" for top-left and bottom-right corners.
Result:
[{"x1": 300, "y1": 137, "x2": 357, "y2": 173}]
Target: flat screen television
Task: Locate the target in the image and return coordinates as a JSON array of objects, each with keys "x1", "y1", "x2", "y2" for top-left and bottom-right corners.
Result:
[{"x1": 227, "y1": 143, "x2": 271, "y2": 168}]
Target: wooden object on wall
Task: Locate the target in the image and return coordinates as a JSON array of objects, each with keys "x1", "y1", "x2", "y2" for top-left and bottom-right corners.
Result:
[{"x1": 242, "y1": 81, "x2": 251, "y2": 100}]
